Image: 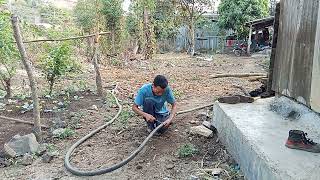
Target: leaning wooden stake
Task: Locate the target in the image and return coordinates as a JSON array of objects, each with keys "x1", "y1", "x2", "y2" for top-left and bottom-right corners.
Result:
[
  {"x1": 92, "y1": 0, "x2": 104, "y2": 97},
  {"x1": 92, "y1": 33, "x2": 104, "y2": 96},
  {"x1": 11, "y1": 15, "x2": 42, "y2": 140}
]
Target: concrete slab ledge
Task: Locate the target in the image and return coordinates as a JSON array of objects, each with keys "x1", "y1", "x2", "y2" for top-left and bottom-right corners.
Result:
[{"x1": 212, "y1": 97, "x2": 320, "y2": 180}]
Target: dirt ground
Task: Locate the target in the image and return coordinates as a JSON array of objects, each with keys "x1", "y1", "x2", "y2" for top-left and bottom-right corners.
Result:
[{"x1": 0, "y1": 53, "x2": 268, "y2": 180}]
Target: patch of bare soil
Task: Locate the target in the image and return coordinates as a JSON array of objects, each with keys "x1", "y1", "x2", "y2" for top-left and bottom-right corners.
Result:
[{"x1": 0, "y1": 53, "x2": 266, "y2": 179}]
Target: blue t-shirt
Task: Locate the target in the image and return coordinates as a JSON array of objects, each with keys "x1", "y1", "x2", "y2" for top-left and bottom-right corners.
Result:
[{"x1": 134, "y1": 83, "x2": 175, "y2": 115}]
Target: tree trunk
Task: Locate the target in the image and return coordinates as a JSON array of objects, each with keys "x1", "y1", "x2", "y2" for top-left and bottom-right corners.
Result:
[
  {"x1": 4, "y1": 79, "x2": 11, "y2": 99},
  {"x1": 93, "y1": 34, "x2": 103, "y2": 97},
  {"x1": 11, "y1": 15, "x2": 41, "y2": 140},
  {"x1": 86, "y1": 35, "x2": 94, "y2": 62},
  {"x1": 247, "y1": 25, "x2": 253, "y2": 55},
  {"x1": 111, "y1": 27, "x2": 116, "y2": 55},
  {"x1": 143, "y1": 7, "x2": 153, "y2": 60},
  {"x1": 49, "y1": 76, "x2": 55, "y2": 96},
  {"x1": 189, "y1": 17, "x2": 195, "y2": 56}
]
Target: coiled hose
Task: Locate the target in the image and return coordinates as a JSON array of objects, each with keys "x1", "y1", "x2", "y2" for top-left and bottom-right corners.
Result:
[{"x1": 64, "y1": 89, "x2": 214, "y2": 176}]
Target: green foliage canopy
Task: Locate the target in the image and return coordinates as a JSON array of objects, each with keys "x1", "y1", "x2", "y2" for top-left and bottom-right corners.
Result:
[
  {"x1": 100, "y1": 0, "x2": 123, "y2": 31},
  {"x1": 74, "y1": 0, "x2": 96, "y2": 33},
  {"x1": 218, "y1": 0, "x2": 269, "y2": 38},
  {"x1": 0, "y1": 10, "x2": 19, "y2": 95},
  {"x1": 154, "y1": 0, "x2": 180, "y2": 40}
]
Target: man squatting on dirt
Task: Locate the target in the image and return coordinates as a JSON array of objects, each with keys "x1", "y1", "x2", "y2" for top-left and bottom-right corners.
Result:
[{"x1": 132, "y1": 75, "x2": 177, "y2": 134}]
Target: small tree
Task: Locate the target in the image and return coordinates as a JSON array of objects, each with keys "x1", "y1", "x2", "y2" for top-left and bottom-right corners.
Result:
[
  {"x1": 74, "y1": 0, "x2": 96, "y2": 34},
  {"x1": 177, "y1": 0, "x2": 213, "y2": 56},
  {"x1": 74, "y1": 0, "x2": 96, "y2": 58},
  {"x1": 130, "y1": 0, "x2": 156, "y2": 60},
  {"x1": 218, "y1": 0, "x2": 269, "y2": 38},
  {"x1": 100, "y1": 0, "x2": 123, "y2": 54},
  {"x1": 41, "y1": 43, "x2": 72, "y2": 95},
  {"x1": 12, "y1": 15, "x2": 42, "y2": 140},
  {"x1": 154, "y1": 0, "x2": 180, "y2": 51},
  {"x1": 125, "y1": 6, "x2": 144, "y2": 55},
  {"x1": 0, "y1": 10, "x2": 19, "y2": 98}
]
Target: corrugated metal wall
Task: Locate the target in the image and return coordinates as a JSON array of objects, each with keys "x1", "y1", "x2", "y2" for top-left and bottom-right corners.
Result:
[
  {"x1": 272, "y1": 0, "x2": 319, "y2": 109},
  {"x1": 174, "y1": 26, "x2": 228, "y2": 52},
  {"x1": 311, "y1": 3, "x2": 320, "y2": 113}
]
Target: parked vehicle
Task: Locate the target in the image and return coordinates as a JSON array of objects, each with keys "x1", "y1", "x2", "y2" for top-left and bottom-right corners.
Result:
[{"x1": 233, "y1": 43, "x2": 247, "y2": 56}]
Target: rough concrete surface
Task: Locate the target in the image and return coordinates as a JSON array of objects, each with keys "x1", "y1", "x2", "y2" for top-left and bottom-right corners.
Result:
[{"x1": 212, "y1": 97, "x2": 320, "y2": 180}]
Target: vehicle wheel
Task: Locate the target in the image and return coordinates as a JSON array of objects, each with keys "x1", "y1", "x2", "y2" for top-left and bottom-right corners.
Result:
[{"x1": 234, "y1": 50, "x2": 241, "y2": 56}]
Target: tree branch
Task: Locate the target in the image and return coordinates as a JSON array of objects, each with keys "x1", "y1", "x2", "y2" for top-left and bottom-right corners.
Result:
[
  {"x1": 195, "y1": 10, "x2": 207, "y2": 21},
  {"x1": 0, "y1": 116, "x2": 48, "y2": 128},
  {"x1": 12, "y1": 32, "x2": 110, "y2": 44},
  {"x1": 2, "y1": 63, "x2": 13, "y2": 78},
  {"x1": 179, "y1": 0, "x2": 192, "y2": 15},
  {"x1": 0, "y1": 79, "x2": 6, "y2": 91}
]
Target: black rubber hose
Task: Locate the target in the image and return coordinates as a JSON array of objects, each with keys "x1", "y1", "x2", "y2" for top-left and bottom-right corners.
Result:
[
  {"x1": 65, "y1": 123, "x2": 164, "y2": 176},
  {"x1": 64, "y1": 90, "x2": 214, "y2": 176}
]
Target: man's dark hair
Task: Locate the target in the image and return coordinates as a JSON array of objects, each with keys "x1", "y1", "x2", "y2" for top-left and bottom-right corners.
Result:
[{"x1": 153, "y1": 75, "x2": 168, "y2": 89}]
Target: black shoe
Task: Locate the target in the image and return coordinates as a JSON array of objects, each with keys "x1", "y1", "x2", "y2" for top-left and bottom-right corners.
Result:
[{"x1": 285, "y1": 130, "x2": 320, "y2": 153}]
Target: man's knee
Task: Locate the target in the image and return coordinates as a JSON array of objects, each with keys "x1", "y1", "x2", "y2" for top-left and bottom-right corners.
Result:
[
  {"x1": 143, "y1": 98, "x2": 155, "y2": 107},
  {"x1": 143, "y1": 98, "x2": 156, "y2": 114}
]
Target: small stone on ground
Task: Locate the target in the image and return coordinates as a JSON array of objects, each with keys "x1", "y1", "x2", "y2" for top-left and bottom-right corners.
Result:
[
  {"x1": 4, "y1": 133, "x2": 39, "y2": 158},
  {"x1": 190, "y1": 125, "x2": 213, "y2": 138},
  {"x1": 21, "y1": 154, "x2": 33, "y2": 166},
  {"x1": 211, "y1": 168, "x2": 223, "y2": 176},
  {"x1": 42, "y1": 153, "x2": 54, "y2": 163},
  {"x1": 166, "y1": 163, "x2": 175, "y2": 169},
  {"x1": 90, "y1": 105, "x2": 98, "y2": 111}
]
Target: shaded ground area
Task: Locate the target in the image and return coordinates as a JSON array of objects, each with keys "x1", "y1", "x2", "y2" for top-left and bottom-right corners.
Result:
[{"x1": 0, "y1": 53, "x2": 267, "y2": 179}]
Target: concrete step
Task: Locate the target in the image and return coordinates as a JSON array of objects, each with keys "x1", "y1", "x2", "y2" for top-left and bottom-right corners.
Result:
[{"x1": 212, "y1": 97, "x2": 320, "y2": 180}]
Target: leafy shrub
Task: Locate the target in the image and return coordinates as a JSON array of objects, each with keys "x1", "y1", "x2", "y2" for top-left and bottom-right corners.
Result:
[
  {"x1": 178, "y1": 143, "x2": 199, "y2": 158},
  {"x1": 41, "y1": 43, "x2": 73, "y2": 95}
]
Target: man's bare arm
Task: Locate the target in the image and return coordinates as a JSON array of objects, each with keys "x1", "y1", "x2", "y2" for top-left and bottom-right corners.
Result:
[
  {"x1": 132, "y1": 104, "x2": 156, "y2": 122},
  {"x1": 169, "y1": 102, "x2": 177, "y2": 120},
  {"x1": 164, "y1": 102, "x2": 177, "y2": 127}
]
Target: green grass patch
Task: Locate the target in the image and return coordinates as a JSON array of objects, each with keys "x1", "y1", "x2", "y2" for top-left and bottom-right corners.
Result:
[
  {"x1": 54, "y1": 128, "x2": 75, "y2": 139},
  {"x1": 105, "y1": 92, "x2": 117, "y2": 107},
  {"x1": 178, "y1": 143, "x2": 199, "y2": 158},
  {"x1": 116, "y1": 108, "x2": 135, "y2": 128}
]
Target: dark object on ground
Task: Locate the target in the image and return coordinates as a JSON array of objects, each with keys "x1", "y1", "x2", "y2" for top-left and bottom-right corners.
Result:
[
  {"x1": 235, "y1": 95, "x2": 254, "y2": 103},
  {"x1": 218, "y1": 96, "x2": 240, "y2": 104},
  {"x1": 249, "y1": 85, "x2": 266, "y2": 97},
  {"x1": 202, "y1": 121, "x2": 217, "y2": 132},
  {"x1": 286, "y1": 110, "x2": 301, "y2": 120},
  {"x1": 260, "y1": 91, "x2": 275, "y2": 98},
  {"x1": 285, "y1": 130, "x2": 320, "y2": 153},
  {"x1": 218, "y1": 95, "x2": 254, "y2": 104}
]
